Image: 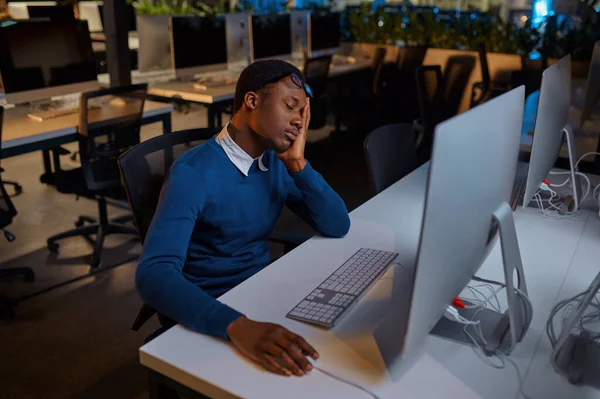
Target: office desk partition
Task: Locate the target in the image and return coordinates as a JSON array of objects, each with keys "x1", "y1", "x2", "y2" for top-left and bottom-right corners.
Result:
[
  {"x1": 139, "y1": 164, "x2": 600, "y2": 399},
  {"x1": 1, "y1": 100, "x2": 173, "y2": 175}
]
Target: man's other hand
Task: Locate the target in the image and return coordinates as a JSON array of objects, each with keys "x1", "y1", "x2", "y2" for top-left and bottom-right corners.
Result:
[{"x1": 227, "y1": 316, "x2": 318, "y2": 376}]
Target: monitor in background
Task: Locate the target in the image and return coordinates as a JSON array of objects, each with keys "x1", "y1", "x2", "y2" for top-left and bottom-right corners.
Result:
[
  {"x1": 309, "y1": 11, "x2": 340, "y2": 57},
  {"x1": 170, "y1": 15, "x2": 227, "y2": 78},
  {"x1": 374, "y1": 86, "x2": 529, "y2": 380},
  {"x1": 580, "y1": 41, "x2": 600, "y2": 127},
  {"x1": 98, "y1": 3, "x2": 136, "y2": 32},
  {"x1": 27, "y1": 4, "x2": 74, "y2": 21},
  {"x1": 250, "y1": 14, "x2": 291, "y2": 62},
  {"x1": 78, "y1": 1, "x2": 103, "y2": 33},
  {"x1": 137, "y1": 15, "x2": 172, "y2": 72},
  {"x1": 522, "y1": 55, "x2": 582, "y2": 210},
  {"x1": 0, "y1": 20, "x2": 99, "y2": 104}
]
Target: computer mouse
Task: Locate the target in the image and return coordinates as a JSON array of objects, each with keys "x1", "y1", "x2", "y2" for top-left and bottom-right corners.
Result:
[{"x1": 305, "y1": 355, "x2": 318, "y2": 373}]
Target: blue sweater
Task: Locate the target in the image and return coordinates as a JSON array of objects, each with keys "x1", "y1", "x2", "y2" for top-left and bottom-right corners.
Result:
[{"x1": 135, "y1": 137, "x2": 351, "y2": 340}]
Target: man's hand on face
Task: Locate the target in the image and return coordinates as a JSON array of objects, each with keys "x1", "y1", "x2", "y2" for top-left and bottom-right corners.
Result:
[
  {"x1": 227, "y1": 315, "x2": 319, "y2": 377},
  {"x1": 277, "y1": 98, "x2": 310, "y2": 173}
]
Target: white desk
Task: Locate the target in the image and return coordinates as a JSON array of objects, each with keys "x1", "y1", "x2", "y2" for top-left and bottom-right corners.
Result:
[{"x1": 140, "y1": 164, "x2": 600, "y2": 399}]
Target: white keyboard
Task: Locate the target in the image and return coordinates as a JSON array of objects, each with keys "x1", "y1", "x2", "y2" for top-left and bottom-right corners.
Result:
[
  {"x1": 27, "y1": 104, "x2": 101, "y2": 121},
  {"x1": 286, "y1": 248, "x2": 399, "y2": 328}
]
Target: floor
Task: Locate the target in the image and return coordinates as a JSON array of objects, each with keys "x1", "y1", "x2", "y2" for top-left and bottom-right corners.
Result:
[{"x1": 0, "y1": 104, "x2": 374, "y2": 399}]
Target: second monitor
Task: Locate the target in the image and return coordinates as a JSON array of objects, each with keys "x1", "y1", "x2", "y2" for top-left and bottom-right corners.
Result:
[
  {"x1": 250, "y1": 14, "x2": 291, "y2": 62},
  {"x1": 170, "y1": 15, "x2": 227, "y2": 78}
]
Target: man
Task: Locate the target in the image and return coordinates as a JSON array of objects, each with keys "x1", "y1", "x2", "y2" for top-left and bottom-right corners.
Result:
[{"x1": 136, "y1": 60, "x2": 351, "y2": 378}]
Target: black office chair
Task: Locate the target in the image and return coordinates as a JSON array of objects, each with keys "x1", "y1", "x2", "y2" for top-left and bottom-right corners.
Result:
[
  {"x1": 414, "y1": 65, "x2": 452, "y2": 164},
  {"x1": 364, "y1": 124, "x2": 419, "y2": 195},
  {"x1": 118, "y1": 128, "x2": 309, "y2": 337},
  {"x1": 303, "y1": 55, "x2": 332, "y2": 130},
  {"x1": 470, "y1": 43, "x2": 511, "y2": 108},
  {"x1": 46, "y1": 84, "x2": 146, "y2": 268},
  {"x1": 0, "y1": 107, "x2": 23, "y2": 196},
  {"x1": 333, "y1": 47, "x2": 388, "y2": 134},
  {"x1": 0, "y1": 164, "x2": 35, "y2": 319}
]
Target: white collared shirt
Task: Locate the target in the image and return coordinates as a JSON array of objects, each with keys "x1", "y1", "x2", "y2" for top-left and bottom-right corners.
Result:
[{"x1": 215, "y1": 123, "x2": 269, "y2": 177}]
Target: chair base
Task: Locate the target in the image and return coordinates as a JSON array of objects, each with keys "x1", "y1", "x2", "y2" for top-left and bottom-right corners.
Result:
[
  {"x1": 47, "y1": 197, "x2": 137, "y2": 268},
  {"x1": 4, "y1": 180, "x2": 23, "y2": 196}
]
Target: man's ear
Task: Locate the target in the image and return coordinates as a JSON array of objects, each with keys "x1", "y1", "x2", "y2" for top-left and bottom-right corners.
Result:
[{"x1": 244, "y1": 91, "x2": 258, "y2": 111}]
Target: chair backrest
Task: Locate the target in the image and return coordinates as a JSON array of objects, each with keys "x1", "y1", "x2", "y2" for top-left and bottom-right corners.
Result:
[
  {"x1": 416, "y1": 65, "x2": 447, "y2": 127},
  {"x1": 77, "y1": 83, "x2": 148, "y2": 192},
  {"x1": 372, "y1": 47, "x2": 387, "y2": 95},
  {"x1": 118, "y1": 128, "x2": 219, "y2": 243},
  {"x1": 363, "y1": 123, "x2": 419, "y2": 195},
  {"x1": 477, "y1": 43, "x2": 490, "y2": 89},
  {"x1": 303, "y1": 55, "x2": 332, "y2": 97},
  {"x1": 415, "y1": 65, "x2": 448, "y2": 163},
  {"x1": 0, "y1": 107, "x2": 16, "y2": 230}
]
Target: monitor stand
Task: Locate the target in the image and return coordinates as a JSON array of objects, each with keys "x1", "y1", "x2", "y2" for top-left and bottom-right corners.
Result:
[
  {"x1": 561, "y1": 124, "x2": 584, "y2": 212},
  {"x1": 430, "y1": 201, "x2": 530, "y2": 356}
]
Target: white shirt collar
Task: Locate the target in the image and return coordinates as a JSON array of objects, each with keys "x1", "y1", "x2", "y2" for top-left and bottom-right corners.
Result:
[{"x1": 215, "y1": 123, "x2": 268, "y2": 177}]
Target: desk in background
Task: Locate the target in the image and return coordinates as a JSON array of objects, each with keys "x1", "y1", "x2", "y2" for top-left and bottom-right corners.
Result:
[
  {"x1": 98, "y1": 59, "x2": 372, "y2": 128},
  {"x1": 1, "y1": 100, "x2": 173, "y2": 177},
  {"x1": 139, "y1": 163, "x2": 600, "y2": 399}
]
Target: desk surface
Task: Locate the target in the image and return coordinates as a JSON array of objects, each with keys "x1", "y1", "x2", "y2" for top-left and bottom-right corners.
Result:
[
  {"x1": 140, "y1": 164, "x2": 600, "y2": 399},
  {"x1": 1, "y1": 100, "x2": 172, "y2": 153}
]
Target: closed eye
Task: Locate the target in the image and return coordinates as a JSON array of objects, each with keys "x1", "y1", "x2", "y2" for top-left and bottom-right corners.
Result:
[{"x1": 285, "y1": 103, "x2": 294, "y2": 110}]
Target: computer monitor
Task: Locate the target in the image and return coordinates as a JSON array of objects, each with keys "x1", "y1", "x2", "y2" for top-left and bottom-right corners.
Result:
[
  {"x1": 308, "y1": 11, "x2": 340, "y2": 57},
  {"x1": 225, "y1": 13, "x2": 251, "y2": 71},
  {"x1": 580, "y1": 41, "x2": 600, "y2": 127},
  {"x1": 374, "y1": 86, "x2": 528, "y2": 380},
  {"x1": 170, "y1": 16, "x2": 227, "y2": 78},
  {"x1": 522, "y1": 55, "x2": 578, "y2": 209},
  {"x1": 78, "y1": 1, "x2": 103, "y2": 33},
  {"x1": 27, "y1": 5, "x2": 74, "y2": 21},
  {"x1": 137, "y1": 15, "x2": 172, "y2": 72},
  {"x1": 0, "y1": 20, "x2": 99, "y2": 104},
  {"x1": 250, "y1": 14, "x2": 291, "y2": 62},
  {"x1": 98, "y1": 3, "x2": 136, "y2": 32}
]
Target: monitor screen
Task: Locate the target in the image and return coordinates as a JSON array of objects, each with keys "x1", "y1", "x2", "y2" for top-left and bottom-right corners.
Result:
[
  {"x1": 98, "y1": 4, "x2": 137, "y2": 32},
  {"x1": 310, "y1": 12, "x2": 340, "y2": 52},
  {"x1": 171, "y1": 16, "x2": 227, "y2": 71},
  {"x1": 0, "y1": 20, "x2": 96, "y2": 95},
  {"x1": 252, "y1": 14, "x2": 291, "y2": 60},
  {"x1": 27, "y1": 5, "x2": 75, "y2": 22}
]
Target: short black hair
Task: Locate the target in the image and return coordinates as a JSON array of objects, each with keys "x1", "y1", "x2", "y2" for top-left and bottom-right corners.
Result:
[{"x1": 233, "y1": 60, "x2": 305, "y2": 113}]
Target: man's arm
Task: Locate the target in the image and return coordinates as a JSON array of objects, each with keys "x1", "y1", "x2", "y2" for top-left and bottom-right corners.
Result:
[
  {"x1": 137, "y1": 162, "x2": 318, "y2": 377},
  {"x1": 135, "y1": 162, "x2": 242, "y2": 340},
  {"x1": 277, "y1": 98, "x2": 351, "y2": 238},
  {"x1": 284, "y1": 161, "x2": 351, "y2": 238}
]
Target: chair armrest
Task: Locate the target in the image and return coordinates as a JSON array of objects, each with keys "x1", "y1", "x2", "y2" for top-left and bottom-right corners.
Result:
[
  {"x1": 413, "y1": 119, "x2": 424, "y2": 149},
  {"x1": 132, "y1": 303, "x2": 157, "y2": 331}
]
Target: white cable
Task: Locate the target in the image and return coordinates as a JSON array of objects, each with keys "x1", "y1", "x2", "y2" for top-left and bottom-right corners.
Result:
[
  {"x1": 574, "y1": 152, "x2": 600, "y2": 170},
  {"x1": 313, "y1": 367, "x2": 382, "y2": 399},
  {"x1": 495, "y1": 352, "x2": 536, "y2": 399}
]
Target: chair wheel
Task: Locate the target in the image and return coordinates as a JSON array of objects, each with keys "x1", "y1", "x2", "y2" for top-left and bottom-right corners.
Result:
[{"x1": 48, "y1": 242, "x2": 59, "y2": 253}]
